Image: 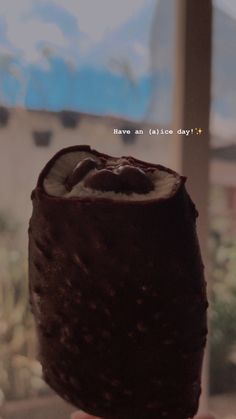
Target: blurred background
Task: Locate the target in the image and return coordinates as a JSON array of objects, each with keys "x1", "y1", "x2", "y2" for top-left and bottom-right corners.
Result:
[{"x1": 0, "y1": 0, "x2": 236, "y2": 418}]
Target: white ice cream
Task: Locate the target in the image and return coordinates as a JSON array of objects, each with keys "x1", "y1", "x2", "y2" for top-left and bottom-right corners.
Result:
[{"x1": 43, "y1": 151, "x2": 179, "y2": 201}]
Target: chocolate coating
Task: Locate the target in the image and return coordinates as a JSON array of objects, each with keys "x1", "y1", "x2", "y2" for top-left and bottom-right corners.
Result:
[
  {"x1": 117, "y1": 165, "x2": 154, "y2": 194},
  {"x1": 29, "y1": 145, "x2": 208, "y2": 419},
  {"x1": 84, "y1": 165, "x2": 153, "y2": 195},
  {"x1": 84, "y1": 169, "x2": 123, "y2": 193},
  {"x1": 65, "y1": 158, "x2": 98, "y2": 191}
]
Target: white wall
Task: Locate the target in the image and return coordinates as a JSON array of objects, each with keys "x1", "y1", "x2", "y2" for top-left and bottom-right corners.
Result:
[{"x1": 0, "y1": 108, "x2": 171, "y2": 247}]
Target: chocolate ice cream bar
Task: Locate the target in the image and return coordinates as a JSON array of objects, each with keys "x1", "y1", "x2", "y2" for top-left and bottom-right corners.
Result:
[{"x1": 29, "y1": 145, "x2": 208, "y2": 419}]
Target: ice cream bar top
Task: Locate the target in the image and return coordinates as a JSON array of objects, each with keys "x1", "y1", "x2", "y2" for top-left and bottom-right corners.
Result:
[{"x1": 42, "y1": 146, "x2": 183, "y2": 201}]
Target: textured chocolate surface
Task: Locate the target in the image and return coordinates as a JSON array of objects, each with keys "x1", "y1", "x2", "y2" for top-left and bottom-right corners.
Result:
[
  {"x1": 84, "y1": 165, "x2": 154, "y2": 194},
  {"x1": 29, "y1": 145, "x2": 208, "y2": 419}
]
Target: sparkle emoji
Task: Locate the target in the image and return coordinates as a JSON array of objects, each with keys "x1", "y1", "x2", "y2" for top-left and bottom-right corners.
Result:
[{"x1": 195, "y1": 128, "x2": 203, "y2": 135}]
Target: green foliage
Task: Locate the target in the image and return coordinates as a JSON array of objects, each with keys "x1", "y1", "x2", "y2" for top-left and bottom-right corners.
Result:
[
  {"x1": 0, "y1": 213, "x2": 49, "y2": 401},
  {"x1": 209, "y1": 224, "x2": 236, "y2": 394},
  {"x1": 0, "y1": 211, "x2": 18, "y2": 235}
]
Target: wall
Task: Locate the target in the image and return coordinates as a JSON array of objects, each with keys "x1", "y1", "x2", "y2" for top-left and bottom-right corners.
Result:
[{"x1": 0, "y1": 107, "x2": 170, "y2": 248}]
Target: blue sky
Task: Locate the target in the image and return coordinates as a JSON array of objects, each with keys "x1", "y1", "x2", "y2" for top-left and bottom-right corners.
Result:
[
  {"x1": 0, "y1": 0, "x2": 236, "y2": 138},
  {"x1": 0, "y1": 0, "x2": 157, "y2": 121},
  {"x1": 0, "y1": 0, "x2": 154, "y2": 71}
]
